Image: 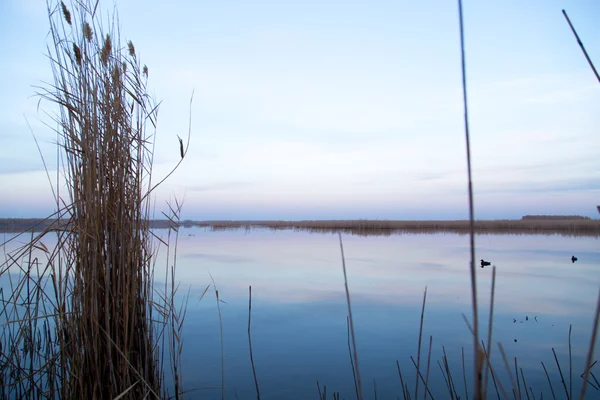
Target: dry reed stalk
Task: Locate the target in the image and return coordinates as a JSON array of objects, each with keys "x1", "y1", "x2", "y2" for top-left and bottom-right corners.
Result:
[
  {"x1": 562, "y1": 10, "x2": 600, "y2": 84},
  {"x1": 347, "y1": 316, "x2": 359, "y2": 400},
  {"x1": 541, "y1": 361, "x2": 557, "y2": 400},
  {"x1": 462, "y1": 347, "x2": 469, "y2": 400},
  {"x1": 579, "y1": 286, "x2": 600, "y2": 400},
  {"x1": 442, "y1": 346, "x2": 460, "y2": 399},
  {"x1": 580, "y1": 361, "x2": 600, "y2": 391},
  {"x1": 569, "y1": 324, "x2": 572, "y2": 399},
  {"x1": 515, "y1": 357, "x2": 522, "y2": 400},
  {"x1": 248, "y1": 286, "x2": 260, "y2": 400},
  {"x1": 373, "y1": 379, "x2": 378, "y2": 400},
  {"x1": 409, "y1": 356, "x2": 436, "y2": 399},
  {"x1": 423, "y1": 335, "x2": 433, "y2": 400},
  {"x1": 396, "y1": 360, "x2": 408, "y2": 400},
  {"x1": 483, "y1": 266, "x2": 497, "y2": 398},
  {"x1": 520, "y1": 368, "x2": 531, "y2": 400},
  {"x1": 456, "y1": 1, "x2": 482, "y2": 397},
  {"x1": 552, "y1": 347, "x2": 570, "y2": 400},
  {"x1": 211, "y1": 277, "x2": 226, "y2": 400},
  {"x1": 498, "y1": 342, "x2": 519, "y2": 399},
  {"x1": 481, "y1": 342, "x2": 505, "y2": 400},
  {"x1": 415, "y1": 287, "x2": 427, "y2": 399},
  {"x1": 338, "y1": 232, "x2": 363, "y2": 400},
  {"x1": 437, "y1": 359, "x2": 454, "y2": 399}
]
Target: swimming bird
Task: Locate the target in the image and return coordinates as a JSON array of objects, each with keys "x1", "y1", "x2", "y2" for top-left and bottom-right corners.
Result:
[
  {"x1": 480, "y1": 259, "x2": 491, "y2": 268},
  {"x1": 571, "y1": 255, "x2": 578, "y2": 263}
]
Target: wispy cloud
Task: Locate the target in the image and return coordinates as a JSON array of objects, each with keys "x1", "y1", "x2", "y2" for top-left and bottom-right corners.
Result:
[{"x1": 476, "y1": 177, "x2": 600, "y2": 196}]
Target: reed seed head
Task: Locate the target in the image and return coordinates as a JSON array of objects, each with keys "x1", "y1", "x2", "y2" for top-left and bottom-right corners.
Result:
[
  {"x1": 100, "y1": 34, "x2": 112, "y2": 65},
  {"x1": 61, "y1": 1, "x2": 72, "y2": 25},
  {"x1": 112, "y1": 65, "x2": 120, "y2": 81},
  {"x1": 127, "y1": 40, "x2": 135, "y2": 57},
  {"x1": 83, "y1": 22, "x2": 93, "y2": 42},
  {"x1": 73, "y1": 43, "x2": 82, "y2": 65},
  {"x1": 143, "y1": 65, "x2": 148, "y2": 77}
]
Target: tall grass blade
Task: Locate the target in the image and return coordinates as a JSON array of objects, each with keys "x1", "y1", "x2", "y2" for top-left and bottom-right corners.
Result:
[
  {"x1": 552, "y1": 347, "x2": 569, "y2": 400},
  {"x1": 338, "y1": 232, "x2": 363, "y2": 400},
  {"x1": 569, "y1": 324, "x2": 572, "y2": 400},
  {"x1": 541, "y1": 361, "x2": 557, "y2": 400},
  {"x1": 562, "y1": 9, "x2": 600, "y2": 84},
  {"x1": 498, "y1": 342, "x2": 519, "y2": 399},
  {"x1": 347, "y1": 316, "x2": 359, "y2": 400},
  {"x1": 457, "y1": 1, "x2": 481, "y2": 397},
  {"x1": 484, "y1": 266, "x2": 497, "y2": 398},
  {"x1": 248, "y1": 286, "x2": 260, "y2": 400},
  {"x1": 579, "y1": 285, "x2": 600, "y2": 400},
  {"x1": 423, "y1": 335, "x2": 433, "y2": 400},
  {"x1": 397, "y1": 360, "x2": 408, "y2": 400},
  {"x1": 415, "y1": 286, "x2": 427, "y2": 400},
  {"x1": 462, "y1": 347, "x2": 469, "y2": 400},
  {"x1": 409, "y1": 356, "x2": 436, "y2": 400}
]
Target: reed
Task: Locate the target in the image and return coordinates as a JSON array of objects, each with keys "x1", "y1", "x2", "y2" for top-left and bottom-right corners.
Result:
[{"x1": 0, "y1": 0, "x2": 188, "y2": 398}]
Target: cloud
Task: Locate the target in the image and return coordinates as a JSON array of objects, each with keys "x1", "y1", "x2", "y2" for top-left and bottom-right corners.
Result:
[{"x1": 475, "y1": 177, "x2": 600, "y2": 196}]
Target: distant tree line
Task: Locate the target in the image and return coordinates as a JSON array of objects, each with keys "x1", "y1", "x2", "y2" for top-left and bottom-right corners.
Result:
[{"x1": 521, "y1": 215, "x2": 591, "y2": 220}]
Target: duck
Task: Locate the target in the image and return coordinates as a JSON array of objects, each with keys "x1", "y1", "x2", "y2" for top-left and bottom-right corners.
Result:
[
  {"x1": 571, "y1": 255, "x2": 578, "y2": 263},
  {"x1": 480, "y1": 259, "x2": 491, "y2": 268}
]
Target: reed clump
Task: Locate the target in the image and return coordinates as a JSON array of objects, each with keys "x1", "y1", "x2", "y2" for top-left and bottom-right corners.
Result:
[{"x1": 0, "y1": 1, "x2": 186, "y2": 398}]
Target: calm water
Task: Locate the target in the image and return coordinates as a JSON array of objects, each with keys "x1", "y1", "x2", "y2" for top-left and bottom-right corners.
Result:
[
  {"x1": 164, "y1": 228, "x2": 600, "y2": 399},
  {"x1": 2, "y1": 228, "x2": 599, "y2": 399}
]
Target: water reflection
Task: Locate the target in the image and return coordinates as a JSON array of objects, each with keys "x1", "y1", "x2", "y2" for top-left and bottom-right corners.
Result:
[
  {"x1": 2, "y1": 228, "x2": 599, "y2": 398},
  {"x1": 164, "y1": 228, "x2": 600, "y2": 399}
]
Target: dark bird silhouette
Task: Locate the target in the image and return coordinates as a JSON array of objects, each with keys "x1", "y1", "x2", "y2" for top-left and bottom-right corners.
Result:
[
  {"x1": 480, "y1": 259, "x2": 491, "y2": 268},
  {"x1": 571, "y1": 255, "x2": 578, "y2": 263}
]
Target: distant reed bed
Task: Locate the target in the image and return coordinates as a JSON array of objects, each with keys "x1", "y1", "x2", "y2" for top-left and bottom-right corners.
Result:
[{"x1": 193, "y1": 219, "x2": 600, "y2": 237}]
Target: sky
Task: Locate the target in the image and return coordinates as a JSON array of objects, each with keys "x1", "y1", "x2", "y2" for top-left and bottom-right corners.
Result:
[{"x1": 1, "y1": 0, "x2": 599, "y2": 221}]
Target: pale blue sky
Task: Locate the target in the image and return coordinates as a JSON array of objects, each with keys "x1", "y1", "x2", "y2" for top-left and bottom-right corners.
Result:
[{"x1": 1, "y1": 0, "x2": 599, "y2": 220}]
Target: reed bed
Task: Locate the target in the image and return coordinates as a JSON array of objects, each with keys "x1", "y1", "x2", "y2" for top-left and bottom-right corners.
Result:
[
  {"x1": 193, "y1": 219, "x2": 600, "y2": 237},
  {"x1": 3, "y1": 218, "x2": 599, "y2": 236},
  {"x1": 0, "y1": 0, "x2": 187, "y2": 398}
]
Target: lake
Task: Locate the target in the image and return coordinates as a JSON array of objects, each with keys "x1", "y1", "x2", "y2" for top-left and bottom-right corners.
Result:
[
  {"x1": 1, "y1": 227, "x2": 599, "y2": 399},
  {"x1": 163, "y1": 227, "x2": 600, "y2": 399}
]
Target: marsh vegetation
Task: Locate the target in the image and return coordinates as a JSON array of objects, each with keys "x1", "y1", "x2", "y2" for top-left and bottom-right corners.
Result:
[
  {"x1": 1, "y1": 0, "x2": 187, "y2": 398},
  {"x1": 1, "y1": 0, "x2": 599, "y2": 399}
]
